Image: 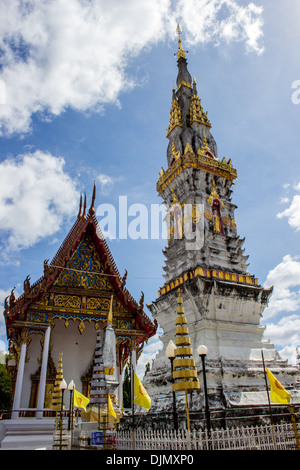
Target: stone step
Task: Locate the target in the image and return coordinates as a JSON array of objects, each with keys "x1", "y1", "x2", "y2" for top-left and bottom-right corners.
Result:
[{"x1": 0, "y1": 418, "x2": 56, "y2": 450}]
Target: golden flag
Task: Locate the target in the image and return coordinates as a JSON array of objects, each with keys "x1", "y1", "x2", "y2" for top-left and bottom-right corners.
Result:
[
  {"x1": 266, "y1": 368, "x2": 291, "y2": 405},
  {"x1": 73, "y1": 389, "x2": 90, "y2": 412},
  {"x1": 108, "y1": 394, "x2": 116, "y2": 418},
  {"x1": 133, "y1": 372, "x2": 151, "y2": 411}
]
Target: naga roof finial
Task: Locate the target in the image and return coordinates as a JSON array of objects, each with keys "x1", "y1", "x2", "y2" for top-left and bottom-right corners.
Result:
[
  {"x1": 89, "y1": 181, "x2": 96, "y2": 215},
  {"x1": 77, "y1": 193, "x2": 83, "y2": 219},
  {"x1": 83, "y1": 192, "x2": 87, "y2": 219}
]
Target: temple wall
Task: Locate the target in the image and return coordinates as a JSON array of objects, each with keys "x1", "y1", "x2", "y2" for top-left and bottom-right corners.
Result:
[
  {"x1": 51, "y1": 319, "x2": 98, "y2": 404},
  {"x1": 20, "y1": 333, "x2": 43, "y2": 409},
  {"x1": 19, "y1": 319, "x2": 98, "y2": 409}
]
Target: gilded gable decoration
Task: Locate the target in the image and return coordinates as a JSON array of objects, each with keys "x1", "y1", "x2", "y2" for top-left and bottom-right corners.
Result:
[{"x1": 54, "y1": 235, "x2": 111, "y2": 291}]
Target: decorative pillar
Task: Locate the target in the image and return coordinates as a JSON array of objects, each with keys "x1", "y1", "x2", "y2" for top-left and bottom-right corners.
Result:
[
  {"x1": 131, "y1": 342, "x2": 137, "y2": 405},
  {"x1": 131, "y1": 347, "x2": 137, "y2": 374},
  {"x1": 36, "y1": 325, "x2": 51, "y2": 419},
  {"x1": 116, "y1": 360, "x2": 123, "y2": 410},
  {"x1": 12, "y1": 335, "x2": 27, "y2": 419},
  {"x1": 131, "y1": 342, "x2": 138, "y2": 450}
]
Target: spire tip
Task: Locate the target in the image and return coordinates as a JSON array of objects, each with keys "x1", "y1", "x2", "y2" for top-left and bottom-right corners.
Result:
[
  {"x1": 89, "y1": 181, "x2": 96, "y2": 215},
  {"x1": 176, "y1": 23, "x2": 186, "y2": 60}
]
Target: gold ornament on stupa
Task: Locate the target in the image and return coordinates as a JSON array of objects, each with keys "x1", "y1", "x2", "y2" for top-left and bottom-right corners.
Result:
[
  {"x1": 50, "y1": 352, "x2": 64, "y2": 411},
  {"x1": 172, "y1": 289, "x2": 200, "y2": 392}
]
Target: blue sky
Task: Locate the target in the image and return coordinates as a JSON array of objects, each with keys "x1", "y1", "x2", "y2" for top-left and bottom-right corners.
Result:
[{"x1": 1, "y1": 0, "x2": 300, "y2": 376}]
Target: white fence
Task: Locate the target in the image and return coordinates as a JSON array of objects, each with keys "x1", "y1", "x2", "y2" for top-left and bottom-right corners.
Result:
[{"x1": 116, "y1": 422, "x2": 299, "y2": 450}]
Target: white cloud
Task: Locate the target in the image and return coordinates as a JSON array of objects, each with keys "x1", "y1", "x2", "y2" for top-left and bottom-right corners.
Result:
[
  {"x1": 276, "y1": 345, "x2": 299, "y2": 366},
  {"x1": 263, "y1": 254, "x2": 300, "y2": 320},
  {"x1": 0, "y1": 0, "x2": 264, "y2": 136},
  {"x1": 263, "y1": 255, "x2": 300, "y2": 364},
  {"x1": 177, "y1": 0, "x2": 264, "y2": 54},
  {"x1": 0, "y1": 150, "x2": 78, "y2": 251},
  {"x1": 264, "y1": 315, "x2": 300, "y2": 347},
  {"x1": 279, "y1": 197, "x2": 289, "y2": 204},
  {"x1": 97, "y1": 174, "x2": 114, "y2": 195},
  {"x1": 0, "y1": 0, "x2": 172, "y2": 136},
  {"x1": 264, "y1": 317, "x2": 300, "y2": 365},
  {"x1": 277, "y1": 181, "x2": 300, "y2": 230},
  {"x1": 0, "y1": 341, "x2": 8, "y2": 354},
  {"x1": 97, "y1": 173, "x2": 124, "y2": 195},
  {"x1": 277, "y1": 194, "x2": 300, "y2": 231},
  {"x1": 136, "y1": 329, "x2": 163, "y2": 379}
]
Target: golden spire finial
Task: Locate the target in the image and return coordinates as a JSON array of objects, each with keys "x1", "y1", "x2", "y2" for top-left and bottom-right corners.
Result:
[{"x1": 176, "y1": 23, "x2": 186, "y2": 60}]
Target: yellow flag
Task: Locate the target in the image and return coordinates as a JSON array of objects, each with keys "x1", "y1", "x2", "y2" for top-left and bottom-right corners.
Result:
[
  {"x1": 108, "y1": 394, "x2": 116, "y2": 418},
  {"x1": 266, "y1": 368, "x2": 291, "y2": 405},
  {"x1": 133, "y1": 373, "x2": 151, "y2": 411},
  {"x1": 73, "y1": 389, "x2": 90, "y2": 412}
]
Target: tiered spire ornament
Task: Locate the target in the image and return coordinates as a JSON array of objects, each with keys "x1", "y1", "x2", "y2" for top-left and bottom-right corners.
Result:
[
  {"x1": 172, "y1": 289, "x2": 200, "y2": 393},
  {"x1": 89, "y1": 295, "x2": 119, "y2": 430},
  {"x1": 190, "y1": 79, "x2": 211, "y2": 128},
  {"x1": 172, "y1": 289, "x2": 200, "y2": 430},
  {"x1": 89, "y1": 328, "x2": 107, "y2": 408},
  {"x1": 166, "y1": 88, "x2": 182, "y2": 137},
  {"x1": 51, "y1": 353, "x2": 64, "y2": 410},
  {"x1": 90, "y1": 296, "x2": 118, "y2": 407},
  {"x1": 102, "y1": 295, "x2": 117, "y2": 377}
]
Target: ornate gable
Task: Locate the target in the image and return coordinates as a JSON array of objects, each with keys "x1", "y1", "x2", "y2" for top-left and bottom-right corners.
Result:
[{"x1": 54, "y1": 234, "x2": 113, "y2": 291}]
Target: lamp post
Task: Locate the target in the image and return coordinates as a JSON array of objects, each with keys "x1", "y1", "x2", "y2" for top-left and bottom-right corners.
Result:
[
  {"x1": 166, "y1": 340, "x2": 179, "y2": 431},
  {"x1": 59, "y1": 378, "x2": 67, "y2": 450},
  {"x1": 68, "y1": 380, "x2": 75, "y2": 431},
  {"x1": 197, "y1": 345, "x2": 211, "y2": 434}
]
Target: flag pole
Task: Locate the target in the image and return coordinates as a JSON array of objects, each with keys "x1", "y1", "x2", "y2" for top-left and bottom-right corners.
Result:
[
  {"x1": 289, "y1": 404, "x2": 300, "y2": 450},
  {"x1": 185, "y1": 389, "x2": 190, "y2": 431},
  {"x1": 131, "y1": 351, "x2": 135, "y2": 450},
  {"x1": 261, "y1": 350, "x2": 277, "y2": 449}
]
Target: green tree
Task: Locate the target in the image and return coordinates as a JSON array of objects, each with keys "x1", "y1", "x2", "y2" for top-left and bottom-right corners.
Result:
[{"x1": 0, "y1": 361, "x2": 13, "y2": 411}]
